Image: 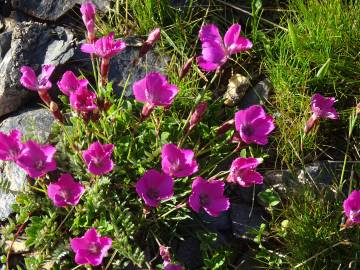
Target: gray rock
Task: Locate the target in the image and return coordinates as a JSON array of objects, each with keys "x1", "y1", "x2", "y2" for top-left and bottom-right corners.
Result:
[
  {"x1": 199, "y1": 210, "x2": 231, "y2": 232},
  {"x1": 0, "y1": 21, "x2": 74, "y2": 117},
  {"x1": 239, "y1": 78, "x2": 272, "y2": 109},
  {"x1": 0, "y1": 107, "x2": 54, "y2": 220},
  {"x1": 298, "y1": 161, "x2": 344, "y2": 186},
  {"x1": 264, "y1": 169, "x2": 295, "y2": 197},
  {"x1": 11, "y1": 0, "x2": 74, "y2": 21},
  {"x1": 0, "y1": 31, "x2": 12, "y2": 62},
  {"x1": 230, "y1": 203, "x2": 266, "y2": 237},
  {"x1": 174, "y1": 237, "x2": 202, "y2": 270},
  {"x1": 108, "y1": 37, "x2": 167, "y2": 97},
  {"x1": 75, "y1": 0, "x2": 112, "y2": 13}
]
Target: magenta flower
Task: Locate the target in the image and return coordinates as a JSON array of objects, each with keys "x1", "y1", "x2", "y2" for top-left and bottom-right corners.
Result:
[
  {"x1": 57, "y1": 71, "x2": 88, "y2": 96},
  {"x1": 80, "y1": 1, "x2": 96, "y2": 43},
  {"x1": 197, "y1": 24, "x2": 252, "y2": 72},
  {"x1": 164, "y1": 263, "x2": 184, "y2": 270},
  {"x1": 227, "y1": 157, "x2": 263, "y2": 187},
  {"x1": 0, "y1": 130, "x2": 23, "y2": 161},
  {"x1": 47, "y1": 174, "x2": 85, "y2": 207},
  {"x1": 234, "y1": 105, "x2": 275, "y2": 145},
  {"x1": 133, "y1": 72, "x2": 179, "y2": 117},
  {"x1": 189, "y1": 177, "x2": 230, "y2": 217},
  {"x1": 16, "y1": 140, "x2": 57, "y2": 178},
  {"x1": 305, "y1": 93, "x2": 339, "y2": 133},
  {"x1": 83, "y1": 141, "x2": 114, "y2": 175},
  {"x1": 20, "y1": 64, "x2": 55, "y2": 92},
  {"x1": 69, "y1": 86, "x2": 98, "y2": 112},
  {"x1": 160, "y1": 245, "x2": 184, "y2": 270},
  {"x1": 81, "y1": 32, "x2": 126, "y2": 59},
  {"x1": 138, "y1": 28, "x2": 161, "y2": 58},
  {"x1": 135, "y1": 169, "x2": 174, "y2": 207},
  {"x1": 161, "y1": 144, "x2": 198, "y2": 178},
  {"x1": 343, "y1": 190, "x2": 360, "y2": 225},
  {"x1": 70, "y1": 228, "x2": 112, "y2": 266}
]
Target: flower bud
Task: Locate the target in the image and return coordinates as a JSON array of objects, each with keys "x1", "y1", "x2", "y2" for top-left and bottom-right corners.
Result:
[
  {"x1": 217, "y1": 119, "x2": 235, "y2": 135},
  {"x1": 141, "y1": 104, "x2": 154, "y2": 120},
  {"x1": 179, "y1": 56, "x2": 194, "y2": 80},
  {"x1": 138, "y1": 28, "x2": 161, "y2": 58},
  {"x1": 304, "y1": 114, "x2": 318, "y2": 134},
  {"x1": 188, "y1": 102, "x2": 208, "y2": 131}
]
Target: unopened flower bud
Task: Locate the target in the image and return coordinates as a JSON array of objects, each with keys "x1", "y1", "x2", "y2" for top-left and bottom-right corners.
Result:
[
  {"x1": 188, "y1": 102, "x2": 208, "y2": 131},
  {"x1": 141, "y1": 104, "x2": 154, "y2": 120},
  {"x1": 159, "y1": 245, "x2": 171, "y2": 263},
  {"x1": 179, "y1": 56, "x2": 194, "y2": 80},
  {"x1": 138, "y1": 28, "x2": 161, "y2": 58},
  {"x1": 217, "y1": 119, "x2": 235, "y2": 135},
  {"x1": 304, "y1": 114, "x2": 318, "y2": 134}
]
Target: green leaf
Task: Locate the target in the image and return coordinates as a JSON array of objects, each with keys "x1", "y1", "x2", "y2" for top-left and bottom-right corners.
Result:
[
  {"x1": 258, "y1": 188, "x2": 281, "y2": 207},
  {"x1": 316, "y1": 58, "x2": 331, "y2": 79}
]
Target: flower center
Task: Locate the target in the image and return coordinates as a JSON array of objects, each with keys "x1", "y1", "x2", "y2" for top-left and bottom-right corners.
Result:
[
  {"x1": 146, "y1": 188, "x2": 159, "y2": 200},
  {"x1": 60, "y1": 189, "x2": 71, "y2": 200},
  {"x1": 88, "y1": 243, "x2": 101, "y2": 255},
  {"x1": 241, "y1": 124, "x2": 254, "y2": 137},
  {"x1": 171, "y1": 159, "x2": 181, "y2": 173},
  {"x1": 199, "y1": 194, "x2": 209, "y2": 207},
  {"x1": 35, "y1": 160, "x2": 44, "y2": 170}
]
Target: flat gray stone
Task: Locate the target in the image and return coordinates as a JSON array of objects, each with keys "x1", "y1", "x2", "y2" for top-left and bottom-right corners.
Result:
[
  {"x1": 230, "y1": 203, "x2": 266, "y2": 237},
  {"x1": 239, "y1": 78, "x2": 272, "y2": 109},
  {"x1": 0, "y1": 107, "x2": 54, "y2": 220},
  {"x1": 0, "y1": 21, "x2": 74, "y2": 117}
]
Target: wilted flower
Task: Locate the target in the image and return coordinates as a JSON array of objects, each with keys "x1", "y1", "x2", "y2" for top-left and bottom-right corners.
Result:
[
  {"x1": 135, "y1": 169, "x2": 174, "y2": 207},
  {"x1": 343, "y1": 190, "x2": 360, "y2": 226},
  {"x1": 304, "y1": 93, "x2": 339, "y2": 133},
  {"x1": 138, "y1": 28, "x2": 161, "y2": 58},
  {"x1": 16, "y1": 140, "x2": 57, "y2": 178},
  {"x1": 189, "y1": 177, "x2": 229, "y2": 217},
  {"x1": 188, "y1": 102, "x2": 208, "y2": 131},
  {"x1": 0, "y1": 130, "x2": 23, "y2": 161},
  {"x1": 161, "y1": 144, "x2": 198, "y2": 178},
  {"x1": 81, "y1": 32, "x2": 126, "y2": 85},
  {"x1": 70, "y1": 86, "x2": 98, "y2": 112},
  {"x1": 234, "y1": 105, "x2": 275, "y2": 145},
  {"x1": 83, "y1": 141, "x2": 114, "y2": 176},
  {"x1": 20, "y1": 65, "x2": 55, "y2": 92},
  {"x1": 197, "y1": 24, "x2": 252, "y2": 72},
  {"x1": 80, "y1": 1, "x2": 96, "y2": 43},
  {"x1": 133, "y1": 72, "x2": 179, "y2": 118},
  {"x1": 70, "y1": 228, "x2": 112, "y2": 266},
  {"x1": 227, "y1": 157, "x2": 263, "y2": 187},
  {"x1": 57, "y1": 71, "x2": 88, "y2": 96},
  {"x1": 47, "y1": 173, "x2": 85, "y2": 207}
]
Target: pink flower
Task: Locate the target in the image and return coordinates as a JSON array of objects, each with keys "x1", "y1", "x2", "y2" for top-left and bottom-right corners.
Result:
[
  {"x1": 189, "y1": 177, "x2": 229, "y2": 217},
  {"x1": 20, "y1": 65, "x2": 55, "y2": 92},
  {"x1": 133, "y1": 72, "x2": 179, "y2": 117},
  {"x1": 80, "y1": 1, "x2": 96, "y2": 42},
  {"x1": 16, "y1": 140, "x2": 57, "y2": 178},
  {"x1": 83, "y1": 141, "x2": 114, "y2": 176},
  {"x1": 69, "y1": 86, "x2": 98, "y2": 112},
  {"x1": 0, "y1": 130, "x2": 23, "y2": 161},
  {"x1": 227, "y1": 157, "x2": 263, "y2": 187},
  {"x1": 311, "y1": 93, "x2": 339, "y2": 120},
  {"x1": 138, "y1": 28, "x2": 161, "y2": 58},
  {"x1": 135, "y1": 169, "x2": 174, "y2": 207},
  {"x1": 305, "y1": 93, "x2": 339, "y2": 133},
  {"x1": 81, "y1": 32, "x2": 126, "y2": 59},
  {"x1": 161, "y1": 144, "x2": 198, "y2": 178},
  {"x1": 159, "y1": 245, "x2": 184, "y2": 270},
  {"x1": 70, "y1": 228, "x2": 112, "y2": 266},
  {"x1": 197, "y1": 24, "x2": 252, "y2": 72},
  {"x1": 57, "y1": 71, "x2": 88, "y2": 96},
  {"x1": 343, "y1": 190, "x2": 360, "y2": 225},
  {"x1": 234, "y1": 105, "x2": 275, "y2": 145},
  {"x1": 47, "y1": 173, "x2": 85, "y2": 207},
  {"x1": 164, "y1": 263, "x2": 184, "y2": 270}
]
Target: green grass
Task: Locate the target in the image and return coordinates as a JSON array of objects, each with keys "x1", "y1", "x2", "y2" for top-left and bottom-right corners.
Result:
[{"x1": 262, "y1": 0, "x2": 360, "y2": 167}]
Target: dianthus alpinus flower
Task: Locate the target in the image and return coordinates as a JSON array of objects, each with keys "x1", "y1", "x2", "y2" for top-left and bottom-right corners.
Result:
[
  {"x1": 47, "y1": 174, "x2": 85, "y2": 207},
  {"x1": 189, "y1": 177, "x2": 229, "y2": 217},
  {"x1": 81, "y1": 32, "x2": 126, "y2": 85},
  {"x1": 161, "y1": 144, "x2": 198, "y2": 178},
  {"x1": 138, "y1": 28, "x2": 161, "y2": 59},
  {"x1": 227, "y1": 157, "x2": 263, "y2": 187},
  {"x1": 304, "y1": 93, "x2": 339, "y2": 134},
  {"x1": 70, "y1": 228, "x2": 112, "y2": 266},
  {"x1": 83, "y1": 141, "x2": 114, "y2": 176},
  {"x1": 234, "y1": 105, "x2": 275, "y2": 145},
  {"x1": 133, "y1": 72, "x2": 179, "y2": 119},
  {"x1": 69, "y1": 86, "x2": 98, "y2": 113},
  {"x1": 16, "y1": 140, "x2": 57, "y2": 178},
  {"x1": 197, "y1": 24, "x2": 253, "y2": 72},
  {"x1": 57, "y1": 71, "x2": 89, "y2": 96},
  {"x1": 80, "y1": 1, "x2": 96, "y2": 43},
  {"x1": 343, "y1": 190, "x2": 360, "y2": 226},
  {"x1": 136, "y1": 169, "x2": 174, "y2": 207},
  {"x1": 0, "y1": 130, "x2": 23, "y2": 161}
]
